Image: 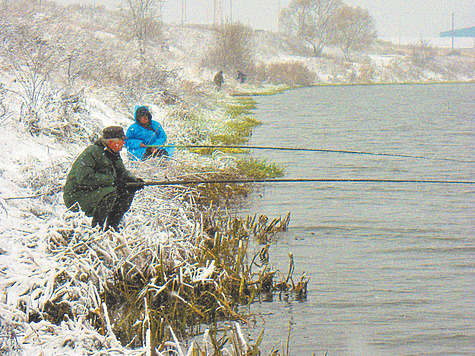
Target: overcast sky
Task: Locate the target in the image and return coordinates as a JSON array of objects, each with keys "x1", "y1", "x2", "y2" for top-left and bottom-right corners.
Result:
[{"x1": 55, "y1": 0, "x2": 474, "y2": 41}]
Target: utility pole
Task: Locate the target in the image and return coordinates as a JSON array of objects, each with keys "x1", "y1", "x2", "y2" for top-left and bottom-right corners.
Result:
[
  {"x1": 216, "y1": 0, "x2": 223, "y2": 25},
  {"x1": 158, "y1": 0, "x2": 163, "y2": 24},
  {"x1": 398, "y1": 11, "x2": 409, "y2": 49},
  {"x1": 181, "y1": 0, "x2": 187, "y2": 25},
  {"x1": 277, "y1": 0, "x2": 280, "y2": 32},
  {"x1": 229, "y1": 0, "x2": 233, "y2": 22},
  {"x1": 398, "y1": 13, "x2": 402, "y2": 48},
  {"x1": 451, "y1": 11, "x2": 455, "y2": 52}
]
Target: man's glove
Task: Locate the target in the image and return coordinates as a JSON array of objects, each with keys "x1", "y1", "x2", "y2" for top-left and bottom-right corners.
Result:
[
  {"x1": 128, "y1": 177, "x2": 145, "y2": 192},
  {"x1": 114, "y1": 177, "x2": 127, "y2": 189}
]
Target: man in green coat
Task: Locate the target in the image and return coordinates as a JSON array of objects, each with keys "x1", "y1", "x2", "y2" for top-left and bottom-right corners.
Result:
[{"x1": 63, "y1": 126, "x2": 144, "y2": 231}]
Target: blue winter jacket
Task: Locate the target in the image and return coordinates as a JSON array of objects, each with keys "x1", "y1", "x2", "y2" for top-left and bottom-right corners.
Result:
[{"x1": 125, "y1": 106, "x2": 173, "y2": 160}]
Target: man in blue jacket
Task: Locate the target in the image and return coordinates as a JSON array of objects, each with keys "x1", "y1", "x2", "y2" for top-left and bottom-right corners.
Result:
[{"x1": 125, "y1": 106, "x2": 173, "y2": 160}]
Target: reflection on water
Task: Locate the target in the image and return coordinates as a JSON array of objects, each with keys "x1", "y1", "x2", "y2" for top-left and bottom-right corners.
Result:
[{"x1": 240, "y1": 84, "x2": 474, "y2": 355}]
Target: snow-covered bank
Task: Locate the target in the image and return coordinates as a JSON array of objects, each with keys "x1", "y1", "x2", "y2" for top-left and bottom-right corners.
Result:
[{"x1": 0, "y1": 92, "x2": 272, "y2": 354}]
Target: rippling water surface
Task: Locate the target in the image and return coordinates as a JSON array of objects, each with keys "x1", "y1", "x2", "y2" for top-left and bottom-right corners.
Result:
[{"x1": 239, "y1": 84, "x2": 474, "y2": 355}]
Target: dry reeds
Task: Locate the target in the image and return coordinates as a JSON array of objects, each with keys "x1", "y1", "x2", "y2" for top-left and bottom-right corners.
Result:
[{"x1": 37, "y1": 202, "x2": 295, "y2": 351}]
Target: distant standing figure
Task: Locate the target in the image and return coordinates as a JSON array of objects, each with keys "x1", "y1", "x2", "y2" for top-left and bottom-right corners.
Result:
[
  {"x1": 63, "y1": 126, "x2": 144, "y2": 231},
  {"x1": 125, "y1": 106, "x2": 173, "y2": 161},
  {"x1": 213, "y1": 70, "x2": 224, "y2": 91},
  {"x1": 236, "y1": 70, "x2": 247, "y2": 84}
]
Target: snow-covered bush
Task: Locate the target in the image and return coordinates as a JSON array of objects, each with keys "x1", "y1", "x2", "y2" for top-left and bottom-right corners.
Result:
[
  {"x1": 410, "y1": 40, "x2": 436, "y2": 67},
  {"x1": 0, "y1": 25, "x2": 60, "y2": 133},
  {"x1": 254, "y1": 60, "x2": 317, "y2": 86},
  {"x1": 116, "y1": 64, "x2": 179, "y2": 104}
]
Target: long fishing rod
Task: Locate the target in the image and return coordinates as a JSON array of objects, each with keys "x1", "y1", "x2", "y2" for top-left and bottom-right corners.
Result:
[
  {"x1": 7, "y1": 178, "x2": 472, "y2": 200},
  {"x1": 149, "y1": 144, "x2": 474, "y2": 163},
  {"x1": 127, "y1": 178, "x2": 475, "y2": 187}
]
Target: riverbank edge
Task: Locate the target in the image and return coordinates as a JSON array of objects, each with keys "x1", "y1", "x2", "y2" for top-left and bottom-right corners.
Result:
[{"x1": 231, "y1": 79, "x2": 475, "y2": 97}]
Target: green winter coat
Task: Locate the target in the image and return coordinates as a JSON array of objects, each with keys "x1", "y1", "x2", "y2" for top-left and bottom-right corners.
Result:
[{"x1": 63, "y1": 139, "x2": 136, "y2": 217}]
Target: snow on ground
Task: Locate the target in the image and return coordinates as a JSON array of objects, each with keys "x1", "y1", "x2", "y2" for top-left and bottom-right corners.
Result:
[
  {"x1": 0, "y1": 56, "x2": 243, "y2": 353},
  {"x1": 86, "y1": 94, "x2": 130, "y2": 128},
  {"x1": 0, "y1": 96, "x2": 187, "y2": 354},
  {"x1": 367, "y1": 54, "x2": 395, "y2": 66}
]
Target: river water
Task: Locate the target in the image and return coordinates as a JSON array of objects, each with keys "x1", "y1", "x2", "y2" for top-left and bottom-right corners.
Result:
[{"x1": 239, "y1": 84, "x2": 474, "y2": 355}]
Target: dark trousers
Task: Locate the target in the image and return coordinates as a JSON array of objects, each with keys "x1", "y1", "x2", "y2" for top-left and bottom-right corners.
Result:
[{"x1": 92, "y1": 187, "x2": 135, "y2": 231}]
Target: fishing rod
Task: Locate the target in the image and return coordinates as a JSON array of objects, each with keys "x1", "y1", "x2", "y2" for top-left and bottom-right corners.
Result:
[
  {"x1": 7, "y1": 178, "x2": 472, "y2": 200},
  {"x1": 127, "y1": 178, "x2": 475, "y2": 187},
  {"x1": 148, "y1": 144, "x2": 474, "y2": 164}
]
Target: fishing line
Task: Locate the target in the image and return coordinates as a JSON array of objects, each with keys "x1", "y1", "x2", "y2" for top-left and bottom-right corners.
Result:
[
  {"x1": 149, "y1": 144, "x2": 473, "y2": 163},
  {"x1": 129, "y1": 178, "x2": 475, "y2": 187}
]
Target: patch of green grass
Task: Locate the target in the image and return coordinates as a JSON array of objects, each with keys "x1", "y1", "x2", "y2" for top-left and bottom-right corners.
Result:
[
  {"x1": 236, "y1": 157, "x2": 285, "y2": 179},
  {"x1": 209, "y1": 133, "x2": 247, "y2": 145},
  {"x1": 225, "y1": 97, "x2": 258, "y2": 116},
  {"x1": 232, "y1": 84, "x2": 290, "y2": 97},
  {"x1": 226, "y1": 116, "x2": 261, "y2": 137},
  {"x1": 184, "y1": 92, "x2": 285, "y2": 179},
  {"x1": 208, "y1": 116, "x2": 262, "y2": 147},
  {"x1": 190, "y1": 98, "x2": 286, "y2": 179}
]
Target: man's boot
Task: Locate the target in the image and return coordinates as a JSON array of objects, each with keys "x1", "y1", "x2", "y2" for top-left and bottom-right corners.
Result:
[
  {"x1": 104, "y1": 189, "x2": 135, "y2": 231},
  {"x1": 92, "y1": 193, "x2": 116, "y2": 230}
]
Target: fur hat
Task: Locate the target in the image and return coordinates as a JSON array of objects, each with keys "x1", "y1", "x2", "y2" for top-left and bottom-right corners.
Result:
[{"x1": 102, "y1": 126, "x2": 127, "y2": 139}]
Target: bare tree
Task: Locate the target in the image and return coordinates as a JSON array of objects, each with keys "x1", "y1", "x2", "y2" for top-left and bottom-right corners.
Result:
[
  {"x1": 280, "y1": 0, "x2": 342, "y2": 57},
  {"x1": 330, "y1": 5, "x2": 377, "y2": 60},
  {"x1": 0, "y1": 83, "x2": 7, "y2": 123},
  {"x1": 202, "y1": 22, "x2": 254, "y2": 72},
  {"x1": 0, "y1": 25, "x2": 60, "y2": 132},
  {"x1": 120, "y1": 0, "x2": 164, "y2": 63}
]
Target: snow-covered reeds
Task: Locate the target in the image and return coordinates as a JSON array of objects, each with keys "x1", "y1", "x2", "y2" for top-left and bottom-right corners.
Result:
[{"x1": 0, "y1": 142, "x2": 297, "y2": 354}]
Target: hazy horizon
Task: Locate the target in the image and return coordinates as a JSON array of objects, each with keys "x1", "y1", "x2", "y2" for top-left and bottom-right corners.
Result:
[{"x1": 55, "y1": 0, "x2": 474, "y2": 44}]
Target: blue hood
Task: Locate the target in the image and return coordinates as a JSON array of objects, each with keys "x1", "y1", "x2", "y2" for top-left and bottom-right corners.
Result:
[{"x1": 134, "y1": 105, "x2": 152, "y2": 122}]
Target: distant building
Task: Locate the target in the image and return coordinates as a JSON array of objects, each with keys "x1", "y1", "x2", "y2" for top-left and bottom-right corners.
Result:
[
  {"x1": 440, "y1": 27, "x2": 475, "y2": 38},
  {"x1": 440, "y1": 27, "x2": 475, "y2": 49}
]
